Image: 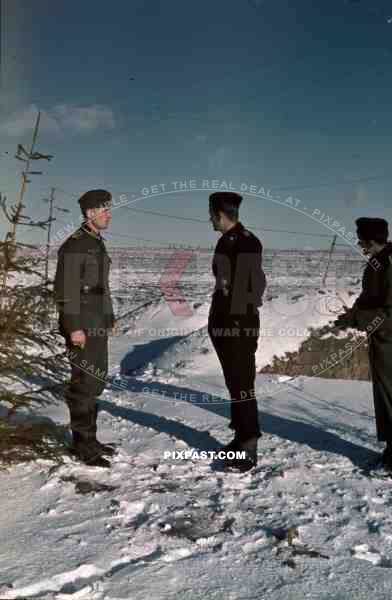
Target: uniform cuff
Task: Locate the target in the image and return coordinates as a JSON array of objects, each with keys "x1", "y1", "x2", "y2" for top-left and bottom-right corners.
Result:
[{"x1": 61, "y1": 315, "x2": 82, "y2": 333}]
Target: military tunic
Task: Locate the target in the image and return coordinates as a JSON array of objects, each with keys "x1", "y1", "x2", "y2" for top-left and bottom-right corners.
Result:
[
  {"x1": 207, "y1": 221, "x2": 267, "y2": 442},
  {"x1": 54, "y1": 224, "x2": 115, "y2": 441},
  {"x1": 347, "y1": 242, "x2": 392, "y2": 442}
]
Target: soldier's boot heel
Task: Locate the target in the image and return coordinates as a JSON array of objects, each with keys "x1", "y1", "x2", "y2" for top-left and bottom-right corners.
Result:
[
  {"x1": 78, "y1": 444, "x2": 111, "y2": 468},
  {"x1": 217, "y1": 435, "x2": 240, "y2": 454},
  {"x1": 92, "y1": 439, "x2": 117, "y2": 456},
  {"x1": 70, "y1": 431, "x2": 111, "y2": 468},
  {"x1": 382, "y1": 442, "x2": 392, "y2": 471},
  {"x1": 92, "y1": 404, "x2": 117, "y2": 456},
  {"x1": 225, "y1": 436, "x2": 258, "y2": 473}
]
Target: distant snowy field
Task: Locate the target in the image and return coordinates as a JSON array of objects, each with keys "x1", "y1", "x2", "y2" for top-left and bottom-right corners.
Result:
[{"x1": 4, "y1": 248, "x2": 392, "y2": 600}]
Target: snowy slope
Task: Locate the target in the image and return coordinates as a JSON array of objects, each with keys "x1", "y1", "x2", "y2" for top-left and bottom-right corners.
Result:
[{"x1": 4, "y1": 281, "x2": 392, "y2": 600}]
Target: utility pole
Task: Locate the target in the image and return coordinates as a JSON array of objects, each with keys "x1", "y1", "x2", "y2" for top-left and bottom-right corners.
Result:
[
  {"x1": 1, "y1": 111, "x2": 43, "y2": 293},
  {"x1": 9, "y1": 112, "x2": 41, "y2": 250},
  {"x1": 0, "y1": 110, "x2": 53, "y2": 308},
  {"x1": 322, "y1": 234, "x2": 337, "y2": 287},
  {"x1": 42, "y1": 187, "x2": 70, "y2": 325},
  {"x1": 44, "y1": 187, "x2": 55, "y2": 286}
]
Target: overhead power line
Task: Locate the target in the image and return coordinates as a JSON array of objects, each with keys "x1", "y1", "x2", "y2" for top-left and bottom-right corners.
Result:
[
  {"x1": 42, "y1": 187, "x2": 336, "y2": 239},
  {"x1": 50, "y1": 218, "x2": 200, "y2": 247},
  {"x1": 44, "y1": 184, "x2": 389, "y2": 242},
  {"x1": 123, "y1": 205, "x2": 334, "y2": 238}
]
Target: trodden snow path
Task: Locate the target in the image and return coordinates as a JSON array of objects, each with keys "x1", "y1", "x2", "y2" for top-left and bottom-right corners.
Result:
[
  {"x1": 4, "y1": 291, "x2": 392, "y2": 599},
  {"x1": 2, "y1": 370, "x2": 392, "y2": 598}
]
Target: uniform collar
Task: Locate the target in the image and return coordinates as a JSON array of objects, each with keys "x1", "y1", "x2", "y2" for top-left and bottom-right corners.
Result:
[
  {"x1": 81, "y1": 223, "x2": 105, "y2": 241},
  {"x1": 221, "y1": 221, "x2": 244, "y2": 238},
  {"x1": 374, "y1": 241, "x2": 392, "y2": 261}
]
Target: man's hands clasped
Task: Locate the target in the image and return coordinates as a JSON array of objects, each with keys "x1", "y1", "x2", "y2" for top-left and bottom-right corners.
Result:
[
  {"x1": 70, "y1": 320, "x2": 118, "y2": 348},
  {"x1": 70, "y1": 329, "x2": 86, "y2": 348},
  {"x1": 333, "y1": 306, "x2": 356, "y2": 331}
]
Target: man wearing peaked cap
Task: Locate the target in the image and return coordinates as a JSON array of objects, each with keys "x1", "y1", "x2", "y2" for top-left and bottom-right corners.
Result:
[
  {"x1": 208, "y1": 191, "x2": 267, "y2": 472},
  {"x1": 78, "y1": 189, "x2": 112, "y2": 212},
  {"x1": 355, "y1": 217, "x2": 389, "y2": 245},
  {"x1": 209, "y1": 191, "x2": 242, "y2": 213},
  {"x1": 54, "y1": 189, "x2": 116, "y2": 468},
  {"x1": 335, "y1": 216, "x2": 392, "y2": 470}
]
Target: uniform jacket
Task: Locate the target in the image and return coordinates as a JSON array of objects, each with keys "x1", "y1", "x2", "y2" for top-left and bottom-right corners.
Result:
[
  {"x1": 349, "y1": 242, "x2": 392, "y2": 334},
  {"x1": 210, "y1": 221, "x2": 266, "y2": 318},
  {"x1": 54, "y1": 224, "x2": 115, "y2": 334}
]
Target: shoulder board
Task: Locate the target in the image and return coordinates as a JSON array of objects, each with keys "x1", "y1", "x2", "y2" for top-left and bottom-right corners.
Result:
[
  {"x1": 71, "y1": 229, "x2": 84, "y2": 239},
  {"x1": 225, "y1": 233, "x2": 238, "y2": 244}
]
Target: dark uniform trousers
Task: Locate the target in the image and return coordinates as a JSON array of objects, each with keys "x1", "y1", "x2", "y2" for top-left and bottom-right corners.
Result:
[
  {"x1": 347, "y1": 242, "x2": 392, "y2": 445},
  {"x1": 368, "y1": 331, "x2": 392, "y2": 443},
  {"x1": 208, "y1": 308, "x2": 261, "y2": 442},
  {"x1": 62, "y1": 328, "x2": 108, "y2": 442},
  {"x1": 54, "y1": 224, "x2": 114, "y2": 444}
]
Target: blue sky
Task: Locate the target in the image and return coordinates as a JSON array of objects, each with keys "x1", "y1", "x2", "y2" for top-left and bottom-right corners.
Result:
[{"x1": 1, "y1": 0, "x2": 392, "y2": 250}]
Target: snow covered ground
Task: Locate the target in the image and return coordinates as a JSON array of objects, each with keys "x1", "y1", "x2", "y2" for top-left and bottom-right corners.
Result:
[{"x1": 4, "y1": 254, "x2": 392, "y2": 599}]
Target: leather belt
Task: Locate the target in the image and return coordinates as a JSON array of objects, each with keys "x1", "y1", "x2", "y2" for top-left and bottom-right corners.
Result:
[{"x1": 81, "y1": 285, "x2": 105, "y2": 294}]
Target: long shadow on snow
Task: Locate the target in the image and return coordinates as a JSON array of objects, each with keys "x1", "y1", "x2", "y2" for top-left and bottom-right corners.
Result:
[
  {"x1": 99, "y1": 396, "x2": 220, "y2": 454},
  {"x1": 120, "y1": 335, "x2": 185, "y2": 373},
  {"x1": 102, "y1": 375, "x2": 379, "y2": 469}
]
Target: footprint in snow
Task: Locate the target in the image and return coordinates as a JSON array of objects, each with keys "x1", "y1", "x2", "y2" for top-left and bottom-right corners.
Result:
[
  {"x1": 161, "y1": 547, "x2": 193, "y2": 562},
  {"x1": 351, "y1": 544, "x2": 392, "y2": 567}
]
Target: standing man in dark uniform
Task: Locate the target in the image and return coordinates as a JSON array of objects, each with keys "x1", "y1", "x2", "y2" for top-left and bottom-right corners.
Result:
[
  {"x1": 54, "y1": 190, "x2": 116, "y2": 468},
  {"x1": 208, "y1": 192, "x2": 267, "y2": 471},
  {"x1": 335, "y1": 217, "x2": 392, "y2": 470}
]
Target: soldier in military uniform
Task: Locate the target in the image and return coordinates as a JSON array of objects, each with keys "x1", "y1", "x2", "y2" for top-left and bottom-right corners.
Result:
[
  {"x1": 54, "y1": 189, "x2": 116, "y2": 468},
  {"x1": 335, "y1": 217, "x2": 392, "y2": 470},
  {"x1": 208, "y1": 192, "x2": 267, "y2": 471}
]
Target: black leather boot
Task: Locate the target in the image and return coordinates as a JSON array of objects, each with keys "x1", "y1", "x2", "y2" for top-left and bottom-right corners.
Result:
[
  {"x1": 217, "y1": 435, "x2": 240, "y2": 454},
  {"x1": 71, "y1": 431, "x2": 111, "y2": 468},
  {"x1": 224, "y1": 436, "x2": 258, "y2": 473},
  {"x1": 382, "y1": 441, "x2": 392, "y2": 470},
  {"x1": 91, "y1": 403, "x2": 117, "y2": 456},
  {"x1": 91, "y1": 439, "x2": 117, "y2": 457}
]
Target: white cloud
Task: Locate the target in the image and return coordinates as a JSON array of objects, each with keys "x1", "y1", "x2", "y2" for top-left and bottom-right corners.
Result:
[
  {"x1": 51, "y1": 104, "x2": 115, "y2": 133},
  {"x1": 0, "y1": 105, "x2": 61, "y2": 137},
  {"x1": 0, "y1": 103, "x2": 115, "y2": 137}
]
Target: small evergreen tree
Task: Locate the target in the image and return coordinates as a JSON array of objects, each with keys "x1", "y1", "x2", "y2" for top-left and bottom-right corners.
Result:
[{"x1": 0, "y1": 114, "x2": 69, "y2": 464}]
